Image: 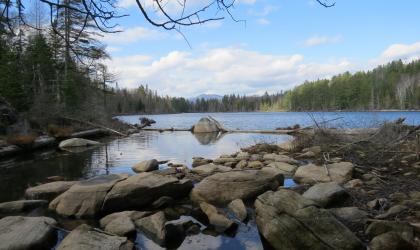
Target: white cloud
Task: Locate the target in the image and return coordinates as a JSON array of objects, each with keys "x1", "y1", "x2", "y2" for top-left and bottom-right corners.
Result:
[
  {"x1": 376, "y1": 41, "x2": 420, "y2": 64},
  {"x1": 257, "y1": 18, "x2": 270, "y2": 25},
  {"x1": 303, "y1": 35, "x2": 342, "y2": 47},
  {"x1": 105, "y1": 47, "x2": 353, "y2": 97},
  {"x1": 100, "y1": 26, "x2": 166, "y2": 45}
]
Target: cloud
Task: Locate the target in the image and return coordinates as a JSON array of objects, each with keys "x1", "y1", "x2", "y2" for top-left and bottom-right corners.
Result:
[
  {"x1": 99, "y1": 26, "x2": 166, "y2": 45},
  {"x1": 376, "y1": 41, "x2": 420, "y2": 64},
  {"x1": 249, "y1": 4, "x2": 278, "y2": 17},
  {"x1": 105, "y1": 47, "x2": 353, "y2": 97},
  {"x1": 257, "y1": 18, "x2": 270, "y2": 25},
  {"x1": 303, "y1": 35, "x2": 342, "y2": 47}
]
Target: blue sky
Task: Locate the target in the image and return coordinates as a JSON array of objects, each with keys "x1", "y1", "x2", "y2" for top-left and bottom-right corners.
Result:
[{"x1": 100, "y1": 0, "x2": 420, "y2": 97}]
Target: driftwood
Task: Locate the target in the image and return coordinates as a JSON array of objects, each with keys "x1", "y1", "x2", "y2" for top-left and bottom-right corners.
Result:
[{"x1": 62, "y1": 117, "x2": 127, "y2": 137}]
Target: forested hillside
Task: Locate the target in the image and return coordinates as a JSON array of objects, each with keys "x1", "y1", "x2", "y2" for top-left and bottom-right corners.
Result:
[{"x1": 282, "y1": 60, "x2": 420, "y2": 111}]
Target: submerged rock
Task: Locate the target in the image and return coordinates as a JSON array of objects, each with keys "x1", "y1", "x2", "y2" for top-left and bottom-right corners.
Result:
[
  {"x1": 57, "y1": 224, "x2": 132, "y2": 250},
  {"x1": 255, "y1": 189, "x2": 364, "y2": 250},
  {"x1": 293, "y1": 162, "x2": 354, "y2": 185},
  {"x1": 0, "y1": 216, "x2": 57, "y2": 250},
  {"x1": 0, "y1": 200, "x2": 48, "y2": 215},
  {"x1": 132, "y1": 159, "x2": 159, "y2": 173},
  {"x1": 190, "y1": 168, "x2": 284, "y2": 205},
  {"x1": 25, "y1": 181, "x2": 78, "y2": 201},
  {"x1": 58, "y1": 138, "x2": 100, "y2": 148}
]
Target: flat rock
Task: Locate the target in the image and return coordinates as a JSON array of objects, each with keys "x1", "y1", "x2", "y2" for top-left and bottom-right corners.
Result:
[
  {"x1": 0, "y1": 200, "x2": 48, "y2": 215},
  {"x1": 132, "y1": 159, "x2": 159, "y2": 173},
  {"x1": 49, "y1": 174, "x2": 126, "y2": 218},
  {"x1": 228, "y1": 199, "x2": 247, "y2": 221},
  {"x1": 200, "y1": 202, "x2": 235, "y2": 233},
  {"x1": 57, "y1": 224, "x2": 132, "y2": 250},
  {"x1": 103, "y1": 173, "x2": 193, "y2": 213},
  {"x1": 0, "y1": 216, "x2": 57, "y2": 250},
  {"x1": 25, "y1": 181, "x2": 78, "y2": 201},
  {"x1": 191, "y1": 163, "x2": 231, "y2": 176},
  {"x1": 59, "y1": 138, "x2": 100, "y2": 148},
  {"x1": 190, "y1": 168, "x2": 284, "y2": 205},
  {"x1": 293, "y1": 162, "x2": 354, "y2": 185},
  {"x1": 255, "y1": 189, "x2": 363, "y2": 250},
  {"x1": 302, "y1": 182, "x2": 348, "y2": 207},
  {"x1": 135, "y1": 211, "x2": 167, "y2": 246}
]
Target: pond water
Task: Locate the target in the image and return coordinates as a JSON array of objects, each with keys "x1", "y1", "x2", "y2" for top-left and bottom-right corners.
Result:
[{"x1": 1, "y1": 111, "x2": 419, "y2": 249}]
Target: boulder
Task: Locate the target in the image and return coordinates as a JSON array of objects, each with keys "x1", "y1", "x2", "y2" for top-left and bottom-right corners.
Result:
[
  {"x1": 235, "y1": 160, "x2": 248, "y2": 169},
  {"x1": 329, "y1": 207, "x2": 368, "y2": 225},
  {"x1": 191, "y1": 163, "x2": 231, "y2": 176},
  {"x1": 236, "y1": 152, "x2": 249, "y2": 160},
  {"x1": 132, "y1": 159, "x2": 159, "y2": 173},
  {"x1": 369, "y1": 232, "x2": 413, "y2": 250},
  {"x1": 135, "y1": 211, "x2": 167, "y2": 246},
  {"x1": 58, "y1": 138, "x2": 100, "y2": 148},
  {"x1": 213, "y1": 157, "x2": 238, "y2": 165},
  {"x1": 192, "y1": 157, "x2": 212, "y2": 167},
  {"x1": 255, "y1": 189, "x2": 363, "y2": 250},
  {"x1": 247, "y1": 161, "x2": 264, "y2": 169},
  {"x1": 0, "y1": 216, "x2": 57, "y2": 249},
  {"x1": 0, "y1": 200, "x2": 48, "y2": 216},
  {"x1": 25, "y1": 181, "x2": 78, "y2": 201},
  {"x1": 302, "y1": 182, "x2": 348, "y2": 207},
  {"x1": 263, "y1": 153, "x2": 298, "y2": 165},
  {"x1": 267, "y1": 162, "x2": 297, "y2": 174},
  {"x1": 228, "y1": 199, "x2": 247, "y2": 221},
  {"x1": 190, "y1": 168, "x2": 284, "y2": 205},
  {"x1": 57, "y1": 224, "x2": 132, "y2": 250},
  {"x1": 277, "y1": 140, "x2": 294, "y2": 151},
  {"x1": 200, "y1": 202, "x2": 236, "y2": 233},
  {"x1": 100, "y1": 211, "x2": 151, "y2": 236},
  {"x1": 103, "y1": 173, "x2": 193, "y2": 213},
  {"x1": 366, "y1": 220, "x2": 414, "y2": 242},
  {"x1": 49, "y1": 174, "x2": 126, "y2": 218},
  {"x1": 293, "y1": 162, "x2": 354, "y2": 185},
  {"x1": 193, "y1": 117, "x2": 220, "y2": 133}
]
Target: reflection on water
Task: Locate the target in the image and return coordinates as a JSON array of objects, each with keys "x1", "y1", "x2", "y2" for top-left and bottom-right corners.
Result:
[{"x1": 0, "y1": 130, "x2": 291, "y2": 202}]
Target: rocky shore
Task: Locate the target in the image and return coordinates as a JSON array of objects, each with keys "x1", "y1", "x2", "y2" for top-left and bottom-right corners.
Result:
[{"x1": 0, "y1": 119, "x2": 419, "y2": 249}]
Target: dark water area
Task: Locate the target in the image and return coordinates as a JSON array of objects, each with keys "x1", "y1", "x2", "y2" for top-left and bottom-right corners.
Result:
[{"x1": 1, "y1": 111, "x2": 419, "y2": 250}]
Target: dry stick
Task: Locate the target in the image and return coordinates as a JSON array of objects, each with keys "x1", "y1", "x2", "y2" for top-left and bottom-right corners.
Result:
[{"x1": 62, "y1": 116, "x2": 127, "y2": 137}]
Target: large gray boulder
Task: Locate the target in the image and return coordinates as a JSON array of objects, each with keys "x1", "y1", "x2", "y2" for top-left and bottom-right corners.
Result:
[
  {"x1": 200, "y1": 202, "x2": 236, "y2": 233},
  {"x1": 0, "y1": 216, "x2": 57, "y2": 250},
  {"x1": 59, "y1": 138, "x2": 100, "y2": 148},
  {"x1": 190, "y1": 168, "x2": 284, "y2": 205},
  {"x1": 49, "y1": 174, "x2": 126, "y2": 218},
  {"x1": 302, "y1": 182, "x2": 348, "y2": 207},
  {"x1": 100, "y1": 211, "x2": 152, "y2": 237},
  {"x1": 0, "y1": 200, "x2": 48, "y2": 216},
  {"x1": 294, "y1": 162, "x2": 354, "y2": 185},
  {"x1": 190, "y1": 163, "x2": 231, "y2": 176},
  {"x1": 57, "y1": 224, "x2": 133, "y2": 250},
  {"x1": 25, "y1": 181, "x2": 78, "y2": 201},
  {"x1": 102, "y1": 173, "x2": 193, "y2": 213},
  {"x1": 135, "y1": 211, "x2": 167, "y2": 246},
  {"x1": 255, "y1": 189, "x2": 364, "y2": 250},
  {"x1": 193, "y1": 117, "x2": 220, "y2": 133},
  {"x1": 132, "y1": 159, "x2": 159, "y2": 173}
]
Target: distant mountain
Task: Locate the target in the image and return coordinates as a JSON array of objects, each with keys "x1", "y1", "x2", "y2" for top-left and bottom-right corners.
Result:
[{"x1": 189, "y1": 94, "x2": 223, "y2": 102}]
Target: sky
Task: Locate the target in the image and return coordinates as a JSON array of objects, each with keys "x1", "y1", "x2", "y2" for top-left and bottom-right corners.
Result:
[{"x1": 99, "y1": 0, "x2": 420, "y2": 98}]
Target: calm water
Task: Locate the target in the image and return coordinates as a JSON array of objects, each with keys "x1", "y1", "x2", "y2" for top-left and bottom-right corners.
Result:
[{"x1": 0, "y1": 111, "x2": 419, "y2": 249}]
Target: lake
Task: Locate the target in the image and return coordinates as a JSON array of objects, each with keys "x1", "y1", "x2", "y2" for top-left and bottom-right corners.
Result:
[{"x1": 0, "y1": 111, "x2": 419, "y2": 249}]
